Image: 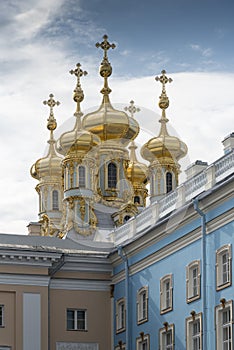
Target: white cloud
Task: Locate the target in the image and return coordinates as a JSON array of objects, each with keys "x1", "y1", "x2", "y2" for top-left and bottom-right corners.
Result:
[
  {"x1": 0, "y1": 1, "x2": 233, "y2": 235},
  {"x1": 190, "y1": 44, "x2": 213, "y2": 57}
]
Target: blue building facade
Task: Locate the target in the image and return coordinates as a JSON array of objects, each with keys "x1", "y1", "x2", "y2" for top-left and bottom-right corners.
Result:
[{"x1": 111, "y1": 145, "x2": 234, "y2": 350}]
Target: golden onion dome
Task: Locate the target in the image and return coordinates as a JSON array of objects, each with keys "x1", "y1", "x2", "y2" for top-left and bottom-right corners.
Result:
[
  {"x1": 141, "y1": 70, "x2": 188, "y2": 163},
  {"x1": 56, "y1": 63, "x2": 100, "y2": 157},
  {"x1": 31, "y1": 94, "x2": 63, "y2": 180},
  {"x1": 82, "y1": 95, "x2": 139, "y2": 144},
  {"x1": 56, "y1": 113, "x2": 100, "y2": 156},
  {"x1": 82, "y1": 35, "x2": 139, "y2": 145},
  {"x1": 127, "y1": 141, "x2": 148, "y2": 184}
]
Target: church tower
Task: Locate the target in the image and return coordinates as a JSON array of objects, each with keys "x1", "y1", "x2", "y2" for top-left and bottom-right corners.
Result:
[
  {"x1": 82, "y1": 35, "x2": 139, "y2": 207},
  {"x1": 141, "y1": 70, "x2": 187, "y2": 202},
  {"x1": 30, "y1": 94, "x2": 63, "y2": 235},
  {"x1": 56, "y1": 63, "x2": 100, "y2": 238}
]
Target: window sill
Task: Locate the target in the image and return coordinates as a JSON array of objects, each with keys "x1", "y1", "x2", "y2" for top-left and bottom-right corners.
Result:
[{"x1": 216, "y1": 281, "x2": 231, "y2": 291}]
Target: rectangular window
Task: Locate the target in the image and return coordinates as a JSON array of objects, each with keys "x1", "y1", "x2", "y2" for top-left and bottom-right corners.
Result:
[
  {"x1": 137, "y1": 286, "x2": 148, "y2": 324},
  {"x1": 0, "y1": 305, "x2": 4, "y2": 327},
  {"x1": 186, "y1": 260, "x2": 201, "y2": 303},
  {"x1": 186, "y1": 312, "x2": 202, "y2": 350},
  {"x1": 116, "y1": 298, "x2": 126, "y2": 333},
  {"x1": 222, "y1": 309, "x2": 231, "y2": 349},
  {"x1": 215, "y1": 300, "x2": 233, "y2": 350},
  {"x1": 192, "y1": 320, "x2": 201, "y2": 350},
  {"x1": 67, "y1": 309, "x2": 87, "y2": 331},
  {"x1": 222, "y1": 252, "x2": 229, "y2": 285},
  {"x1": 160, "y1": 275, "x2": 173, "y2": 314},
  {"x1": 216, "y1": 245, "x2": 232, "y2": 290},
  {"x1": 136, "y1": 334, "x2": 150, "y2": 350},
  {"x1": 159, "y1": 324, "x2": 174, "y2": 350}
]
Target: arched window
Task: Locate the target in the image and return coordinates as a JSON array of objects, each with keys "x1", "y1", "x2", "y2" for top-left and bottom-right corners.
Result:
[
  {"x1": 166, "y1": 172, "x2": 173, "y2": 193},
  {"x1": 52, "y1": 190, "x2": 59, "y2": 210},
  {"x1": 78, "y1": 166, "x2": 86, "y2": 188},
  {"x1": 134, "y1": 196, "x2": 140, "y2": 204},
  {"x1": 108, "y1": 162, "x2": 117, "y2": 188}
]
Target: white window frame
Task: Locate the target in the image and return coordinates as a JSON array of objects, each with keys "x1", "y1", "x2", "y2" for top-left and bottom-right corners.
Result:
[
  {"x1": 186, "y1": 312, "x2": 202, "y2": 350},
  {"x1": 216, "y1": 244, "x2": 232, "y2": 290},
  {"x1": 66, "y1": 309, "x2": 87, "y2": 331},
  {"x1": 137, "y1": 286, "x2": 148, "y2": 324},
  {"x1": 186, "y1": 260, "x2": 201, "y2": 303},
  {"x1": 0, "y1": 305, "x2": 4, "y2": 327},
  {"x1": 160, "y1": 274, "x2": 173, "y2": 314},
  {"x1": 116, "y1": 298, "x2": 126, "y2": 333},
  {"x1": 136, "y1": 333, "x2": 150, "y2": 350},
  {"x1": 215, "y1": 299, "x2": 233, "y2": 350},
  {"x1": 159, "y1": 323, "x2": 174, "y2": 350}
]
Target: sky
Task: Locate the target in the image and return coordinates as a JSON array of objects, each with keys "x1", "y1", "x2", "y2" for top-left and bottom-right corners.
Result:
[{"x1": 0, "y1": 0, "x2": 233, "y2": 234}]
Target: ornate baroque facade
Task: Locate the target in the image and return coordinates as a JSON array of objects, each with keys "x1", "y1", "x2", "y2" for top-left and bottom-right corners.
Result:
[{"x1": 0, "y1": 35, "x2": 234, "y2": 350}]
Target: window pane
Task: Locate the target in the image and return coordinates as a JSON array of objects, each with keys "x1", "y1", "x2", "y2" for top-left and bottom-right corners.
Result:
[
  {"x1": 108, "y1": 163, "x2": 117, "y2": 188},
  {"x1": 79, "y1": 166, "x2": 86, "y2": 188},
  {"x1": 166, "y1": 172, "x2": 173, "y2": 193},
  {"x1": 52, "y1": 190, "x2": 59, "y2": 210},
  {"x1": 77, "y1": 310, "x2": 86, "y2": 330},
  {"x1": 67, "y1": 310, "x2": 75, "y2": 330}
]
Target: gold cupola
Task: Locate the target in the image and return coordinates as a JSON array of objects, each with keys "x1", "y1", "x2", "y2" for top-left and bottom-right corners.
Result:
[
  {"x1": 82, "y1": 35, "x2": 139, "y2": 145},
  {"x1": 141, "y1": 70, "x2": 188, "y2": 200},
  {"x1": 56, "y1": 63, "x2": 100, "y2": 158},
  {"x1": 31, "y1": 94, "x2": 63, "y2": 180},
  {"x1": 141, "y1": 70, "x2": 187, "y2": 163},
  {"x1": 30, "y1": 94, "x2": 63, "y2": 235}
]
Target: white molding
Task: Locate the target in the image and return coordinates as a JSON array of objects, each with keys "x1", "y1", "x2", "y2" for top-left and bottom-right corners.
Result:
[
  {"x1": 0, "y1": 274, "x2": 50, "y2": 286},
  {"x1": 112, "y1": 228, "x2": 201, "y2": 284},
  {"x1": 50, "y1": 278, "x2": 110, "y2": 291}
]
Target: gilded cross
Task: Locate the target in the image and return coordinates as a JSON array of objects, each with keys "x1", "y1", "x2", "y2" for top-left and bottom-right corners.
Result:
[
  {"x1": 155, "y1": 70, "x2": 173, "y2": 94},
  {"x1": 96, "y1": 34, "x2": 116, "y2": 59},
  {"x1": 70, "y1": 63, "x2": 88, "y2": 87},
  {"x1": 124, "y1": 100, "x2": 140, "y2": 118},
  {"x1": 43, "y1": 94, "x2": 60, "y2": 116},
  {"x1": 43, "y1": 94, "x2": 60, "y2": 131}
]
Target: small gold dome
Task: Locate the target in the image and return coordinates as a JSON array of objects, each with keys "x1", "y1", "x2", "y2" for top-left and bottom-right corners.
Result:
[
  {"x1": 127, "y1": 142, "x2": 148, "y2": 184},
  {"x1": 82, "y1": 96, "x2": 140, "y2": 144},
  {"x1": 31, "y1": 139, "x2": 63, "y2": 180},
  {"x1": 31, "y1": 94, "x2": 63, "y2": 180},
  {"x1": 56, "y1": 113, "x2": 100, "y2": 157},
  {"x1": 141, "y1": 128, "x2": 188, "y2": 163},
  {"x1": 141, "y1": 70, "x2": 187, "y2": 163}
]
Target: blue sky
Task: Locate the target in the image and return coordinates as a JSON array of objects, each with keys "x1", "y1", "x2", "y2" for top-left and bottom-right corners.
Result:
[{"x1": 0, "y1": 0, "x2": 233, "y2": 234}]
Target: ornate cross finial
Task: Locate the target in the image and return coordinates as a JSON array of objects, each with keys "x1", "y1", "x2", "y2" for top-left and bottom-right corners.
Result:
[
  {"x1": 70, "y1": 63, "x2": 88, "y2": 87},
  {"x1": 69, "y1": 63, "x2": 88, "y2": 111},
  {"x1": 155, "y1": 70, "x2": 173, "y2": 94},
  {"x1": 124, "y1": 100, "x2": 140, "y2": 118},
  {"x1": 43, "y1": 94, "x2": 60, "y2": 131},
  {"x1": 96, "y1": 34, "x2": 116, "y2": 59},
  {"x1": 43, "y1": 93, "x2": 60, "y2": 112}
]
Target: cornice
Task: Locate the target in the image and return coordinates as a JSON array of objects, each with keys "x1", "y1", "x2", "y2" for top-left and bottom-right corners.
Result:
[
  {"x1": 0, "y1": 249, "x2": 61, "y2": 267},
  {"x1": 50, "y1": 278, "x2": 110, "y2": 291},
  {"x1": 0, "y1": 273, "x2": 50, "y2": 286}
]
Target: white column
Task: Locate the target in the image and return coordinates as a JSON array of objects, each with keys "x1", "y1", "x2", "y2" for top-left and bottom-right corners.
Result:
[{"x1": 23, "y1": 293, "x2": 41, "y2": 350}]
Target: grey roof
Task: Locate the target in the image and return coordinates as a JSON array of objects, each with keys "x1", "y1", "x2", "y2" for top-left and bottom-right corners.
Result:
[{"x1": 0, "y1": 233, "x2": 113, "y2": 254}]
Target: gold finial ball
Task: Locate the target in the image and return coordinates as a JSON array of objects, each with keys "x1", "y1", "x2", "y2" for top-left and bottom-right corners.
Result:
[
  {"x1": 47, "y1": 119, "x2": 57, "y2": 131},
  {"x1": 159, "y1": 96, "x2": 169, "y2": 109},
  {"x1": 99, "y1": 61, "x2": 112, "y2": 78},
  {"x1": 73, "y1": 90, "x2": 84, "y2": 103}
]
